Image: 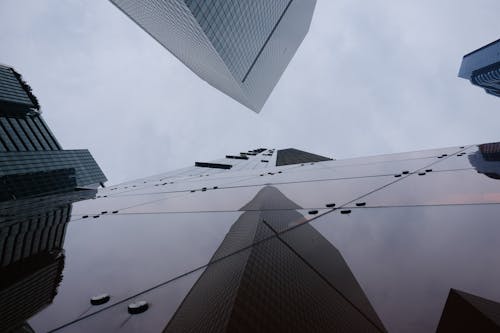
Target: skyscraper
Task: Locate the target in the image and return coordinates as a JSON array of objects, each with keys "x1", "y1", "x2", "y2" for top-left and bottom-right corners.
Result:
[
  {"x1": 109, "y1": 0, "x2": 317, "y2": 112},
  {"x1": 0, "y1": 64, "x2": 107, "y2": 200},
  {"x1": 10, "y1": 144, "x2": 500, "y2": 332},
  {"x1": 458, "y1": 39, "x2": 500, "y2": 98}
]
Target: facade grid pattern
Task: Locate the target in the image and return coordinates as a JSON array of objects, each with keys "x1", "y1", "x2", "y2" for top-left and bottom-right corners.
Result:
[
  {"x1": 0, "y1": 150, "x2": 107, "y2": 187},
  {"x1": 0, "y1": 115, "x2": 61, "y2": 152},
  {"x1": 184, "y1": 0, "x2": 290, "y2": 81},
  {"x1": 110, "y1": 0, "x2": 316, "y2": 111},
  {"x1": 0, "y1": 65, "x2": 34, "y2": 107},
  {"x1": 0, "y1": 205, "x2": 71, "y2": 267}
]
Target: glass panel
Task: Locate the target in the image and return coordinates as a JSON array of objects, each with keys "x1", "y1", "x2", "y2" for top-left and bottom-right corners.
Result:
[
  {"x1": 353, "y1": 169, "x2": 500, "y2": 207},
  {"x1": 30, "y1": 268, "x2": 204, "y2": 333},
  {"x1": 307, "y1": 204, "x2": 500, "y2": 332},
  {"x1": 8, "y1": 118, "x2": 35, "y2": 151},
  {"x1": 432, "y1": 144, "x2": 500, "y2": 178},
  {"x1": 274, "y1": 175, "x2": 396, "y2": 210},
  {"x1": 326, "y1": 145, "x2": 467, "y2": 167},
  {"x1": 121, "y1": 186, "x2": 263, "y2": 214},
  {"x1": 107, "y1": 173, "x2": 263, "y2": 196},
  {"x1": 229, "y1": 157, "x2": 440, "y2": 189},
  {"x1": 27, "y1": 211, "x2": 241, "y2": 331},
  {"x1": 70, "y1": 191, "x2": 187, "y2": 216}
]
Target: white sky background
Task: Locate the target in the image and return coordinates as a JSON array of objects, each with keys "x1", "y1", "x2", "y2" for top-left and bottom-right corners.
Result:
[{"x1": 1, "y1": 0, "x2": 499, "y2": 185}]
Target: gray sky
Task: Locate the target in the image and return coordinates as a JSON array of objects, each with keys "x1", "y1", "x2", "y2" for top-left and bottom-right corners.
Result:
[{"x1": 1, "y1": 0, "x2": 499, "y2": 185}]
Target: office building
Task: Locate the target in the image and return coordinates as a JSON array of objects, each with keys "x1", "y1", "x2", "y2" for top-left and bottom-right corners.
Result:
[
  {"x1": 0, "y1": 64, "x2": 107, "y2": 200},
  {"x1": 0, "y1": 189, "x2": 97, "y2": 332},
  {"x1": 109, "y1": 0, "x2": 317, "y2": 112},
  {"x1": 458, "y1": 39, "x2": 500, "y2": 98},
  {"x1": 1, "y1": 144, "x2": 496, "y2": 332}
]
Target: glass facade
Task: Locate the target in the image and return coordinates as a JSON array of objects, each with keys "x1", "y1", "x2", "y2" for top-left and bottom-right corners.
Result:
[
  {"x1": 109, "y1": 0, "x2": 317, "y2": 112},
  {"x1": 0, "y1": 65, "x2": 106, "y2": 197},
  {"x1": 458, "y1": 39, "x2": 500, "y2": 98},
  {"x1": 0, "y1": 189, "x2": 97, "y2": 333},
  {"x1": 184, "y1": 0, "x2": 291, "y2": 81},
  {"x1": 0, "y1": 64, "x2": 34, "y2": 108},
  {"x1": 2, "y1": 143, "x2": 499, "y2": 332},
  {"x1": 0, "y1": 150, "x2": 107, "y2": 188}
]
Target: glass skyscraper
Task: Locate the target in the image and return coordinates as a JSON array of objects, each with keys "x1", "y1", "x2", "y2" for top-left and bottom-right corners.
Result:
[
  {"x1": 6, "y1": 144, "x2": 500, "y2": 332},
  {"x1": 459, "y1": 39, "x2": 500, "y2": 98},
  {"x1": 0, "y1": 64, "x2": 107, "y2": 200},
  {"x1": 109, "y1": 0, "x2": 317, "y2": 112}
]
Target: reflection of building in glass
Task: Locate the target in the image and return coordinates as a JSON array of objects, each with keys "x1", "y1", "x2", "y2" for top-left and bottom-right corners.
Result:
[
  {"x1": 0, "y1": 189, "x2": 96, "y2": 332},
  {"x1": 0, "y1": 64, "x2": 105, "y2": 331},
  {"x1": 458, "y1": 39, "x2": 500, "y2": 98},
  {"x1": 165, "y1": 186, "x2": 385, "y2": 332},
  {"x1": 469, "y1": 142, "x2": 500, "y2": 179},
  {"x1": 109, "y1": 0, "x2": 316, "y2": 112},
  {"x1": 436, "y1": 289, "x2": 500, "y2": 332},
  {"x1": 0, "y1": 64, "x2": 106, "y2": 200},
  {"x1": 10, "y1": 145, "x2": 500, "y2": 332}
]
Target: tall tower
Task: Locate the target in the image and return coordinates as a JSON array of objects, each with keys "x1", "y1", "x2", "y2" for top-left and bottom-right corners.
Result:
[
  {"x1": 0, "y1": 64, "x2": 107, "y2": 200},
  {"x1": 110, "y1": 0, "x2": 317, "y2": 112}
]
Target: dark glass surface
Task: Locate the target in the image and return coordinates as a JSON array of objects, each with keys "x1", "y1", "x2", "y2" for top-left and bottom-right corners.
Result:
[
  {"x1": 3, "y1": 144, "x2": 500, "y2": 332},
  {"x1": 28, "y1": 211, "x2": 240, "y2": 332},
  {"x1": 306, "y1": 204, "x2": 500, "y2": 332},
  {"x1": 34, "y1": 269, "x2": 203, "y2": 332}
]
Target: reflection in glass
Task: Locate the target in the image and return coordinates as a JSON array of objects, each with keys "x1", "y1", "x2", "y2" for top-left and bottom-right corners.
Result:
[
  {"x1": 164, "y1": 186, "x2": 386, "y2": 332},
  {"x1": 0, "y1": 190, "x2": 96, "y2": 332},
  {"x1": 469, "y1": 142, "x2": 500, "y2": 179},
  {"x1": 436, "y1": 289, "x2": 500, "y2": 332}
]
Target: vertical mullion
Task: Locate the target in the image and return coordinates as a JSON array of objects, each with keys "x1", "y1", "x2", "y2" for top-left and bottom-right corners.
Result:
[
  {"x1": 26, "y1": 116, "x2": 51, "y2": 150},
  {"x1": 18, "y1": 117, "x2": 43, "y2": 150},
  {"x1": 8, "y1": 118, "x2": 34, "y2": 151},
  {"x1": 0, "y1": 117, "x2": 25, "y2": 151}
]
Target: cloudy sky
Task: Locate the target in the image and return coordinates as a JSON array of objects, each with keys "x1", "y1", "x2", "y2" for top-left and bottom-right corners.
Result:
[{"x1": 1, "y1": 0, "x2": 499, "y2": 185}]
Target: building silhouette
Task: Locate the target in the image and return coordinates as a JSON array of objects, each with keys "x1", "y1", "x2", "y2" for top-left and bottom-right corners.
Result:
[{"x1": 109, "y1": 0, "x2": 317, "y2": 112}]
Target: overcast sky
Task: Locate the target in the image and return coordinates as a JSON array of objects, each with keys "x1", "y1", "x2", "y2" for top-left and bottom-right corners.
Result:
[{"x1": 1, "y1": 0, "x2": 499, "y2": 185}]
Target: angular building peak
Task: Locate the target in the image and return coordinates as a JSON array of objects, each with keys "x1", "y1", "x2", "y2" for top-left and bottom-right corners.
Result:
[
  {"x1": 110, "y1": 0, "x2": 317, "y2": 112},
  {"x1": 276, "y1": 148, "x2": 333, "y2": 166},
  {"x1": 0, "y1": 64, "x2": 39, "y2": 111}
]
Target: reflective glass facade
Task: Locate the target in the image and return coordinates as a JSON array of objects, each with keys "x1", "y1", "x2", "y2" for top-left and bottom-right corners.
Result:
[
  {"x1": 184, "y1": 0, "x2": 291, "y2": 81},
  {"x1": 458, "y1": 39, "x2": 500, "y2": 98},
  {"x1": 109, "y1": 0, "x2": 317, "y2": 112},
  {"x1": 0, "y1": 64, "x2": 35, "y2": 108},
  {"x1": 0, "y1": 114, "x2": 61, "y2": 152},
  {"x1": 0, "y1": 65, "x2": 106, "y2": 198},
  {"x1": 0, "y1": 150, "x2": 106, "y2": 189},
  {"x1": 3, "y1": 143, "x2": 500, "y2": 332}
]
